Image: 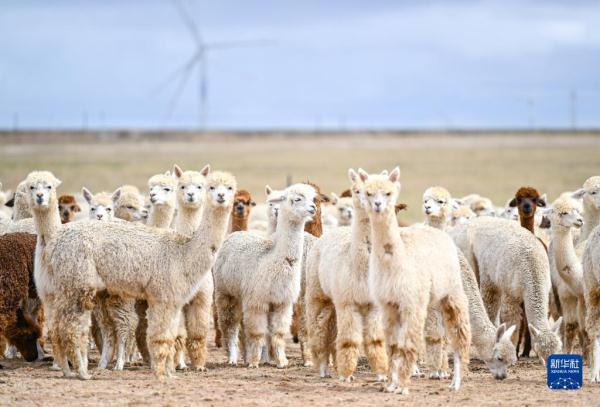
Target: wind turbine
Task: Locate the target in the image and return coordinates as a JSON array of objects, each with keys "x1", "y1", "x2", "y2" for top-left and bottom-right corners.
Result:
[{"x1": 156, "y1": 0, "x2": 272, "y2": 129}]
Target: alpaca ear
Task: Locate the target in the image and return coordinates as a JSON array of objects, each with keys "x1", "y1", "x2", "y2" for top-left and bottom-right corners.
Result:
[
  {"x1": 5, "y1": 195, "x2": 15, "y2": 207},
  {"x1": 250, "y1": 200, "x2": 256, "y2": 207},
  {"x1": 267, "y1": 194, "x2": 286, "y2": 204},
  {"x1": 528, "y1": 324, "x2": 541, "y2": 340},
  {"x1": 539, "y1": 216, "x2": 551, "y2": 229},
  {"x1": 54, "y1": 177, "x2": 62, "y2": 188},
  {"x1": 200, "y1": 164, "x2": 210, "y2": 177},
  {"x1": 572, "y1": 188, "x2": 586, "y2": 199},
  {"x1": 503, "y1": 325, "x2": 517, "y2": 341},
  {"x1": 348, "y1": 168, "x2": 358, "y2": 183},
  {"x1": 82, "y1": 187, "x2": 93, "y2": 204},
  {"x1": 73, "y1": 204, "x2": 81, "y2": 213},
  {"x1": 551, "y1": 317, "x2": 563, "y2": 334},
  {"x1": 509, "y1": 198, "x2": 518, "y2": 207},
  {"x1": 495, "y1": 323, "x2": 507, "y2": 343},
  {"x1": 265, "y1": 185, "x2": 272, "y2": 196},
  {"x1": 537, "y1": 194, "x2": 547, "y2": 207},
  {"x1": 331, "y1": 192, "x2": 339, "y2": 205},
  {"x1": 164, "y1": 170, "x2": 171, "y2": 176},
  {"x1": 357, "y1": 168, "x2": 369, "y2": 182},
  {"x1": 173, "y1": 164, "x2": 183, "y2": 178},
  {"x1": 111, "y1": 188, "x2": 122, "y2": 203},
  {"x1": 388, "y1": 167, "x2": 401, "y2": 183},
  {"x1": 380, "y1": 170, "x2": 389, "y2": 176}
]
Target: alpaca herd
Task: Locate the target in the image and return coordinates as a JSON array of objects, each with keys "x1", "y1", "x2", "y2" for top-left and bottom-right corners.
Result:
[{"x1": 1, "y1": 166, "x2": 600, "y2": 395}]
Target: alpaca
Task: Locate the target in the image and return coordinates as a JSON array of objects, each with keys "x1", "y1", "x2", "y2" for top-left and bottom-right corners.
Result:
[
  {"x1": 0, "y1": 233, "x2": 43, "y2": 362},
  {"x1": 12, "y1": 181, "x2": 32, "y2": 221},
  {"x1": 329, "y1": 192, "x2": 353, "y2": 226},
  {"x1": 462, "y1": 194, "x2": 495, "y2": 217},
  {"x1": 501, "y1": 199, "x2": 519, "y2": 221},
  {"x1": 230, "y1": 190, "x2": 256, "y2": 232},
  {"x1": 305, "y1": 168, "x2": 388, "y2": 382},
  {"x1": 112, "y1": 185, "x2": 146, "y2": 222},
  {"x1": 572, "y1": 175, "x2": 600, "y2": 242},
  {"x1": 545, "y1": 197, "x2": 589, "y2": 359},
  {"x1": 57, "y1": 195, "x2": 81, "y2": 224},
  {"x1": 0, "y1": 182, "x2": 11, "y2": 220},
  {"x1": 451, "y1": 205, "x2": 476, "y2": 226},
  {"x1": 26, "y1": 168, "x2": 235, "y2": 379},
  {"x1": 582, "y1": 225, "x2": 600, "y2": 382},
  {"x1": 421, "y1": 186, "x2": 517, "y2": 380},
  {"x1": 265, "y1": 185, "x2": 285, "y2": 235},
  {"x1": 146, "y1": 172, "x2": 177, "y2": 228},
  {"x1": 450, "y1": 216, "x2": 562, "y2": 366},
  {"x1": 213, "y1": 183, "x2": 318, "y2": 368},
  {"x1": 82, "y1": 188, "x2": 117, "y2": 221},
  {"x1": 362, "y1": 168, "x2": 471, "y2": 393}
]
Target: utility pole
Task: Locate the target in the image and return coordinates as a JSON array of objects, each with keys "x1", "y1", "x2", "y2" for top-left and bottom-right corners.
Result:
[{"x1": 570, "y1": 90, "x2": 577, "y2": 130}]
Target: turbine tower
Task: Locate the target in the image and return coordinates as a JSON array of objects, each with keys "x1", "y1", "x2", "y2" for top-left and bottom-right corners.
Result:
[{"x1": 158, "y1": 0, "x2": 272, "y2": 129}]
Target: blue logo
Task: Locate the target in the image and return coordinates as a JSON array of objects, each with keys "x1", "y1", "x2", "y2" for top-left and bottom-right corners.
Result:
[{"x1": 547, "y1": 354, "x2": 583, "y2": 390}]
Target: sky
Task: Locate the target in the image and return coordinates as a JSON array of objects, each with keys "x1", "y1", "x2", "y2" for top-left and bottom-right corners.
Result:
[{"x1": 1, "y1": 0, "x2": 599, "y2": 130}]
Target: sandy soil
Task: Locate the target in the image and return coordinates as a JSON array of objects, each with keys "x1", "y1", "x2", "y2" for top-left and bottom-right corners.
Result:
[{"x1": 1, "y1": 331, "x2": 598, "y2": 406}]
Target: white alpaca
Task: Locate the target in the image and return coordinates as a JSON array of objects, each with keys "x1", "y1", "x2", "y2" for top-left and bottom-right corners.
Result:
[
  {"x1": 82, "y1": 188, "x2": 118, "y2": 221},
  {"x1": 362, "y1": 168, "x2": 471, "y2": 394},
  {"x1": 572, "y1": 176, "x2": 600, "y2": 242},
  {"x1": 306, "y1": 169, "x2": 388, "y2": 382},
  {"x1": 582, "y1": 225, "x2": 600, "y2": 382},
  {"x1": 27, "y1": 168, "x2": 235, "y2": 379},
  {"x1": 329, "y1": 192, "x2": 353, "y2": 226},
  {"x1": 146, "y1": 172, "x2": 177, "y2": 228},
  {"x1": 213, "y1": 183, "x2": 317, "y2": 368},
  {"x1": 450, "y1": 216, "x2": 562, "y2": 366},
  {"x1": 0, "y1": 182, "x2": 11, "y2": 220}
]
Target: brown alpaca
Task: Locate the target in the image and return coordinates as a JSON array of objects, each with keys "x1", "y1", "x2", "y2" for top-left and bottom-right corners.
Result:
[
  {"x1": 304, "y1": 181, "x2": 323, "y2": 238},
  {"x1": 340, "y1": 189, "x2": 352, "y2": 198},
  {"x1": 0, "y1": 233, "x2": 43, "y2": 362},
  {"x1": 57, "y1": 195, "x2": 81, "y2": 224},
  {"x1": 230, "y1": 190, "x2": 256, "y2": 232},
  {"x1": 509, "y1": 186, "x2": 548, "y2": 358}
]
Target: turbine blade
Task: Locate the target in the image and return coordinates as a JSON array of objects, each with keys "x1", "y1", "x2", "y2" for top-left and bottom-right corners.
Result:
[
  {"x1": 150, "y1": 51, "x2": 201, "y2": 96},
  {"x1": 172, "y1": 0, "x2": 203, "y2": 45},
  {"x1": 204, "y1": 39, "x2": 275, "y2": 51},
  {"x1": 164, "y1": 59, "x2": 198, "y2": 119}
]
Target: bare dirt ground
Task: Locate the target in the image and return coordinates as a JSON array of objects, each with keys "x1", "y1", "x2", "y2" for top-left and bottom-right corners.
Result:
[{"x1": 1, "y1": 329, "x2": 598, "y2": 406}]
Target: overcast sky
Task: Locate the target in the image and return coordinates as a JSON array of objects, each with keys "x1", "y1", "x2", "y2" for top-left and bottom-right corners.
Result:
[{"x1": 1, "y1": 0, "x2": 599, "y2": 130}]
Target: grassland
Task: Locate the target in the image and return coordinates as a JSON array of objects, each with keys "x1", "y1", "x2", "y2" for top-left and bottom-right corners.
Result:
[{"x1": 1, "y1": 131, "x2": 599, "y2": 221}]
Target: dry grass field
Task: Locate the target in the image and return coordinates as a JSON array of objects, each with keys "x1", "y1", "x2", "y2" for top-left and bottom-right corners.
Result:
[
  {"x1": 1, "y1": 131, "x2": 600, "y2": 405},
  {"x1": 1, "y1": 131, "x2": 599, "y2": 222}
]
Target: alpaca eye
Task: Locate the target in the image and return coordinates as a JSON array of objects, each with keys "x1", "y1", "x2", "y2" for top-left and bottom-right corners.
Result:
[
  {"x1": 295, "y1": 198, "x2": 301, "y2": 202},
  {"x1": 210, "y1": 187, "x2": 215, "y2": 191},
  {"x1": 228, "y1": 186, "x2": 233, "y2": 191},
  {"x1": 438, "y1": 200, "x2": 444, "y2": 204},
  {"x1": 181, "y1": 186, "x2": 185, "y2": 190},
  {"x1": 91, "y1": 207, "x2": 96, "y2": 211},
  {"x1": 197, "y1": 185, "x2": 202, "y2": 190},
  {"x1": 164, "y1": 188, "x2": 170, "y2": 192},
  {"x1": 30, "y1": 186, "x2": 35, "y2": 190},
  {"x1": 127, "y1": 205, "x2": 134, "y2": 210},
  {"x1": 366, "y1": 192, "x2": 372, "y2": 197},
  {"x1": 386, "y1": 192, "x2": 391, "y2": 197},
  {"x1": 106, "y1": 208, "x2": 111, "y2": 212},
  {"x1": 497, "y1": 356, "x2": 503, "y2": 362},
  {"x1": 592, "y1": 191, "x2": 597, "y2": 195}
]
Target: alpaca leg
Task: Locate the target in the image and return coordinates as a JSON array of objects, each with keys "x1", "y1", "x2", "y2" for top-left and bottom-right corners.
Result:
[
  {"x1": 480, "y1": 281, "x2": 501, "y2": 324},
  {"x1": 269, "y1": 303, "x2": 293, "y2": 369},
  {"x1": 60, "y1": 309, "x2": 91, "y2": 380},
  {"x1": 335, "y1": 304, "x2": 361, "y2": 382},
  {"x1": 520, "y1": 305, "x2": 532, "y2": 357},
  {"x1": 562, "y1": 295, "x2": 579, "y2": 354},
  {"x1": 135, "y1": 300, "x2": 151, "y2": 365},
  {"x1": 174, "y1": 316, "x2": 188, "y2": 370},
  {"x1": 363, "y1": 304, "x2": 388, "y2": 382},
  {"x1": 499, "y1": 295, "x2": 523, "y2": 349},
  {"x1": 296, "y1": 298, "x2": 312, "y2": 367},
  {"x1": 576, "y1": 297, "x2": 591, "y2": 364},
  {"x1": 213, "y1": 302, "x2": 221, "y2": 348},
  {"x1": 185, "y1": 278, "x2": 213, "y2": 371},
  {"x1": 424, "y1": 308, "x2": 446, "y2": 380},
  {"x1": 216, "y1": 292, "x2": 242, "y2": 365},
  {"x1": 584, "y1": 286, "x2": 600, "y2": 382},
  {"x1": 307, "y1": 299, "x2": 335, "y2": 377},
  {"x1": 146, "y1": 303, "x2": 178, "y2": 379},
  {"x1": 50, "y1": 325, "x2": 74, "y2": 377},
  {"x1": 441, "y1": 294, "x2": 471, "y2": 392},
  {"x1": 243, "y1": 307, "x2": 268, "y2": 368},
  {"x1": 98, "y1": 328, "x2": 115, "y2": 369}
]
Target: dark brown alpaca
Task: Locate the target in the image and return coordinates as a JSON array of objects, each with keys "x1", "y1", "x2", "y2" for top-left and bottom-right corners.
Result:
[
  {"x1": 58, "y1": 195, "x2": 81, "y2": 224},
  {"x1": 230, "y1": 190, "x2": 256, "y2": 232},
  {"x1": 0, "y1": 233, "x2": 43, "y2": 363},
  {"x1": 509, "y1": 186, "x2": 549, "y2": 358}
]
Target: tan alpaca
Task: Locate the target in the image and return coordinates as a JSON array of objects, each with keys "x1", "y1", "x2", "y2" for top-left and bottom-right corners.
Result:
[
  {"x1": 572, "y1": 176, "x2": 600, "y2": 242},
  {"x1": 113, "y1": 185, "x2": 146, "y2": 222},
  {"x1": 450, "y1": 216, "x2": 562, "y2": 366},
  {"x1": 421, "y1": 186, "x2": 517, "y2": 380},
  {"x1": 146, "y1": 172, "x2": 177, "y2": 228},
  {"x1": 544, "y1": 197, "x2": 589, "y2": 359},
  {"x1": 213, "y1": 184, "x2": 318, "y2": 368},
  {"x1": 582, "y1": 224, "x2": 600, "y2": 382},
  {"x1": 28, "y1": 169, "x2": 235, "y2": 379},
  {"x1": 362, "y1": 168, "x2": 470, "y2": 394},
  {"x1": 305, "y1": 168, "x2": 388, "y2": 382},
  {"x1": 0, "y1": 181, "x2": 35, "y2": 235}
]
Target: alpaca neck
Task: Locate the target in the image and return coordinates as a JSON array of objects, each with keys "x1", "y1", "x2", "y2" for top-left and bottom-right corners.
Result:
[
  {"x1": 582, "y1": 199, "x2": 600, "y2": 241},
  {"x1": 304, "y1": 211, "x2": 322, "y2": 237},
  {"x1": 273, "y1": 210, "x2": 306, "y2": 264},
  {"x1": 147, "y1": 204, "x2": 175, "y2": 229},
  {"x1": 32, "y1": 203, "x2": 61, "y2": 246},
  {"x1": 13, "y1": 197, "x2": 32, "y2": 221},
  {"x1": 369, "y1": 209, "x2": 403, "y2": 267},
  {"x1": 425, "y1": 213, "x2": 447, "y2": 230},
  {"x1": 230, "y1": 214, "x2": 248, "y2": 232},
  {"x1": 350, "y1": 206, "x2": 371, "y2": 255},
  {"x1": 551, "y1": 226, "x2": 583, "y2": 295},
  {"x1": 185, "y1": 203, "x2": 231, "y2": 274},
  {"x1": 174, "y1": 204, "x2": 202, "y2": 236},
  {"x1": 267, "y1": 216, "x2": 277, "y2": 235},
  {"x1": 519, "y1": 215, "x2": 535, "y2": 234}
]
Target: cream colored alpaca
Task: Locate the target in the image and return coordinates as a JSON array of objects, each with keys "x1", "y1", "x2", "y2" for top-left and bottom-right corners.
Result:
[
  {"x1": 30, "y1": 168, "x2": 235, "y2": 379},
  {"x1": 329, "y1": 192, "x2": 353, "y2": 226},
  {"x1": 146, "y1": 172, "x2": 177, "y2": 228},
  {"x1": 461, "y1": 194, "x2": 495, "y2": 217},
  {"x1": 572, "y1": 176, "x2": 600, "y2": 242},
  {"x1": 0, "y1": 181, "x2": 35, "y2": 235},
  {"x1": 363, "y1": 168, "x2": 470, "y2": 394},
  {"x1": 82, "y1": 188, "x2": 118, "y2": 221},
  {"x1": 0, "y1": 182, "x2": 11, "y2": 220},
  {"x1": 170, "y1": 164, "x2": 212, "y2": 371},
  {"x1": 306, "y1": 169, "x2": 388, "y2": 382},
  {"x1": 214, "y1": 183, "x2": 317, "y2": 368},
  {"x1": 545, "y1": 198, "x2": 589, "y2": 358},
  {"x1": 582, "y1": 226, "x2": 600, "y2": 382},
  {"x1": 450, "y1": 205, "x2": 476, "y2": 226},
  {"x1": 450, "y1": 216, "x2": 562, "y2": 366},
  {"x1": 421, "y1": 186, "x2": 517, "y2": 380},
  {"x1": 113, "y1": 185, "x2": 146, "y2": 222}
]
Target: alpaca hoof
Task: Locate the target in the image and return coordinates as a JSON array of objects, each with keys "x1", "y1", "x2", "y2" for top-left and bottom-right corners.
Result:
[
  {"x1": 276, "y1": 360, "x2": 289, "y2": 369},
  {"x1": 339, "y1": 375, "x2": 354, "y2": 383},
  {"x1": 590, "y1": 372, "x2": 600, "y2": 383},
  {"x1": 383, "y1": 384, "x2": 408, "y2": 394},
  {"x1": 375, "y1": 374, "x2": 388, "y2": 383},
  {"x1": 248, "y1": 362, "x2": 259, "y2": 369},
  {"x1": 176, "y1": 363, "x2": 189, "y2": 371},
  {"x1": 112, "y1": 364, "x2": 124, "y2": 372},
  {"x1": 303, "y1": 360, "x2": 313, "y2": 367},
  {"x1": 429, "y1": 371, "x2": 440, "y2": 380},
  {"x1": 49, "y1": 364, "x2": 61, "y2": 371},
  {"x1": 193, "y1": 366, "x2": 207, "y2": 372},
  {"x1": 448, "y1": 380, "x2": 460, "y2": 391},
  {"x1": 440, "y1": 371, "x2": 449, "y2": 380},
  {"x1": 63, "y1": 371, "x2": 77, "y2": 378},
  {"x1": 78, "y1": 373, "x2": 92, "y2": 380}
]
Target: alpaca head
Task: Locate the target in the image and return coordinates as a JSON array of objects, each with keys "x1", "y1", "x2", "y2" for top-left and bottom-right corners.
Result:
[
  {"x1": 265, "y1": 185, "x2": 285, "y2": 226},
  {"x1": 501, "y1": 199, "x2": 519, "y2": 221},
  {"x1": 572, "y1": 175, "x2": 600, "y2": 210},
  {"x1": 232, "y1": 190, "x2": 256, "y2": 219},
  {"x1": 4, "y1": 306, "x2": 43, "y2": 362},
  {"x1": 112, "y1": 185, "x2": 145, "y2": 222},
  {"x1": 57, "y1": 195, "x2": 81, "y2": 224},
  {"x1": 0, "y1": 182, "x2": 9, "y2": 207},
  {"x1": 541, "y1": 197, "x2": 583, "y2": 231},
  {"x1": 206, "y1": 169, "x2": 237, "y2": 210},
  {"x1": 485, "y1": 323, "x2": 517, "y2": 380},
  {"x1": 174, "y1": 164, "x2": 208, "y2": 209},
  {"x1": 148, "y1": 171, "x2": 177, "y2": 208},
  {"x1": 451, "y1": 205, "x2": 476, "y2": 226},
  {"x1": 24, "y1": 171, "x2": 62, "y2": 211},
  {"x1": 509, "y1": 187, "x2": 546, "y2": 220},
  {"x1": 330, "y1": 192, "x2": 353, "y2": 225},
  {"x1": 360, "y1": 167, "x2": 401, "y2": 216},
  {"x1": 528, "y1": 317, "x2": 563, "y2": 367},
  {"x1": 348, "y1": 168, "x2": 368, "y2": 210},
  {"x1": 269, "y1": 183, "x2": 318, "y2": 225},
  {"x1": 422, "y1": 186, "x2": 452, "y2": 221},
  {"x1": 82, "y1": 187, "x2": 114, "y2": 221}
]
